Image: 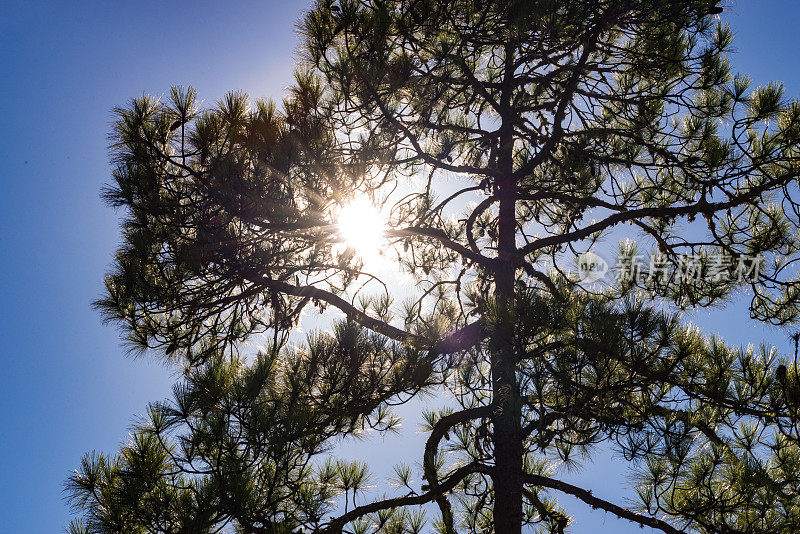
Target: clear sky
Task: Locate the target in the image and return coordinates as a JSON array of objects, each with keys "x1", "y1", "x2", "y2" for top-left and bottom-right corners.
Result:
[{"x1": 1, "y1": 2, "x2": 800, "y2": 532}]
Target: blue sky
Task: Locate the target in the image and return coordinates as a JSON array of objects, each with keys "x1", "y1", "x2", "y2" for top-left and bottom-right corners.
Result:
[{"x1": 1, "y1": 1, "x2": 800, "y2": 532}]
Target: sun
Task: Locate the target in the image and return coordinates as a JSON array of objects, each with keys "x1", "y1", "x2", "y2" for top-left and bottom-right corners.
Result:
[{"x1": 336, "y1": 197, "x2": 387, "y2": 262}]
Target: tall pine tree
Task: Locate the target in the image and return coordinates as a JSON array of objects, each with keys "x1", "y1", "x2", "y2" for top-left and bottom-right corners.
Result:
[{"x1": 68, "y1": 1, "x2": 800, "y2": 532}]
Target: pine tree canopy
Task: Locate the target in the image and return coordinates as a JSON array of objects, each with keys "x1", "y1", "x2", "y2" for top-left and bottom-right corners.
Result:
[{"x1": 68, "y1": 1, "x2": 800, "y2": 533}]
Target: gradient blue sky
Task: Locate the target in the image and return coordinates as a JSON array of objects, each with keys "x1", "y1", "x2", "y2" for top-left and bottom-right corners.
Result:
[{"x1": 2, "y1": 2, "x2": 800, "y2": 532}]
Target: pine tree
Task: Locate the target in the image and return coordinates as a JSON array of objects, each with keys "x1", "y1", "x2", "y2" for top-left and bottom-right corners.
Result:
[{"x1": 68, "y1": 1, "x2": 800, "y2": 532}]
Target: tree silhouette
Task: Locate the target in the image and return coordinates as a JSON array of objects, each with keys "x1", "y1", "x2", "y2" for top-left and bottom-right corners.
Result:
[{"x1": 68, "y1": 1, "x2": 800, "y2": 532}]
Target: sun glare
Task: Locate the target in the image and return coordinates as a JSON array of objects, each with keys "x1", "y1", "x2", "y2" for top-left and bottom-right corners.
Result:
[{"x1": 336, "y1": 198, "x2": 387, "y2": 262}]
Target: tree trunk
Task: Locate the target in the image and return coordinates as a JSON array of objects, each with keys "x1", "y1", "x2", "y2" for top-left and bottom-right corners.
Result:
[{"x1": 491, "y1": 85, "x2": 523, "y2": 531}]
